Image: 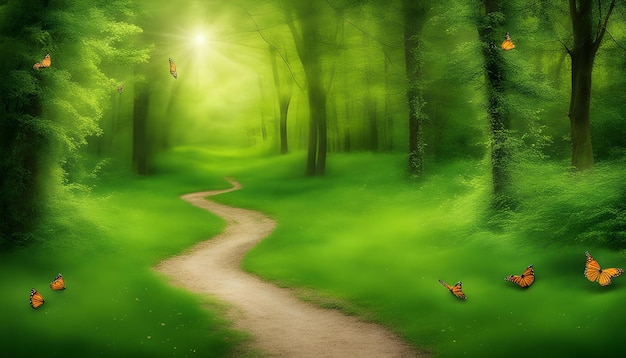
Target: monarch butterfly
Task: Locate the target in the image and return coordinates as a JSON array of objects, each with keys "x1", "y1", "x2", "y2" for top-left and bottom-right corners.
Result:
[
  {"x1": 33, "y1": 53, "x2": 51, "y2": 69},
  {"x1": 117, "y1": 84, "x2": 124, "y2": 94},
  {"x1": 169, "y1": 57, "x2": 177, "y2": 79},
  {"x1": 50, "y1": 273, "x2": 66, "y2": 290},
  {"x1": 505, "y1": 264, "x2": 535, "y2": 288},
  {"x1": 30, "y1": 288, "x2": 45, "y2": 309},
  {"x1": 585, "y1": 251, "x2": 624, "y2": 286},
  {"x1": 438, "y1": 279, "x2": 466, "y2": 300},
  {"x1": 501, "y1": 32, "x2": 515, "y2": 51}
]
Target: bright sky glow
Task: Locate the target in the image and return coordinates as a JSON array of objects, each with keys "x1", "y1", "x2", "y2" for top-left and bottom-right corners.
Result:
[{"x1": 193, "y1": 33, "x2": 206, "y2": 47}]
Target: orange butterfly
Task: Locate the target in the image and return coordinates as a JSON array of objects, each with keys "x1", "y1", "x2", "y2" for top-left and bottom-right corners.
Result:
[
  {"x1": 30, "y1": 288, "x2": 45, "y2": 309},
  {"x1": 33, "y1": 53, "x2": 51, "y2": 69},
  {"x1": 585, "y1": 251, "x2": 623, "y2": 286},
  {"x1": 50, "y1": 273, "x2": 66, "y2": 290},
  {"x1": 438, "y1": 279, "x2": 466, "y2": 300},
  {"x1": 169, "y1": 57, "x2": 177, "y2": 79},
  {"x1": 505, "y1": 264, "x2": 535, "y2": 288},
  {"x1": 501, "y1": 32, "x2": 515, "y2": 51}
]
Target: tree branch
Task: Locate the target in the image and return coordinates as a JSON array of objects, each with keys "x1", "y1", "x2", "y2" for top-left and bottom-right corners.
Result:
[
  {"x1": 241, "y1": 6, "x2": 304, "y2": 92},
  {"x1": 595, "y1": 0, "x2": 603, "y2": 40},
  {"x1": 605, "y1": 28, "x2": 626, "y2": 52},
  {"x1": 568, "y1": 0, "x2": 578, "y2": 26},
  {"x1": 593, "y1": 0, "x2": 616, "y2": 53},
  {"x1": 558, "y1": 37, "x2": 573, "y2": 56},
  {"x1": 322, "y1": 0, "x2": 396, "y2": 67}
]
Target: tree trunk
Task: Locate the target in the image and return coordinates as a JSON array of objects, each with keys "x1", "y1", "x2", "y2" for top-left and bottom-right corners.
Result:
[
  {"x1": 383, "y1": 55, "x2": 394, "y2": 152},
  {"x1": 303, "y1": 72, "x2": 327, "y2": 175},
  {"x1": 269, "y1": 45, "x2": 293, "y2": 154},
  {"x1": 477, "y1": 0, "x2": 513, "y2": 208},
  {"x1": 483, "y1": 48, "x2": 510, "y2": 200},
  {"x1": 566, "y1": 0, "x2": 615, "y2": 170},
  {"x1": 315, "y1": 84, "x2": 328, "y2": 175},
  {"x1": 403, "y1": 0, "x2": 427, "y2": 178},
  {"x1": 569, "y1": 51, "x2": 594, "y2": 170},
  {"x1": 284, "y1": 1, "x2": 328, "y2": 176},
  {"x1": 279, "y1": 95, "x2": 291, "y2": 154},
  {"x1": 364, "y1": 33, "x2": 379, "y2": 152},
  {"x1": 132, "y1": 81, "x2": 150, "y2": 175}
]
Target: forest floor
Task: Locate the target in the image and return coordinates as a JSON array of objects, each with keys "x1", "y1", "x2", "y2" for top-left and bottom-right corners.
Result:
[{"x1": 154, "y1": 178, "x2": 426, "y2": 358}]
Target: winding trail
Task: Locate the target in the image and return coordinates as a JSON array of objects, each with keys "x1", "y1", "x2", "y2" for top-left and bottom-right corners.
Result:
[{"x1": 155, "y1": 178, "x2": 425, "y2": 357}]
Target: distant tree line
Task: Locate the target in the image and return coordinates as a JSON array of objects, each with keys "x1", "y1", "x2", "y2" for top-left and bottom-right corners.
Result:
[
  {"x1": 251, "y1": 0, "x2": 622, "y2": 180},
  {"x1": 1, "y1": 0, "x2": 625, "y2": 248}
]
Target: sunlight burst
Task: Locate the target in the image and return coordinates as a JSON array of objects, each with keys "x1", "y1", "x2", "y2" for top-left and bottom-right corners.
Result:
[{"x1": 193, "y1": 33, "x2": 206, "y2": 47}]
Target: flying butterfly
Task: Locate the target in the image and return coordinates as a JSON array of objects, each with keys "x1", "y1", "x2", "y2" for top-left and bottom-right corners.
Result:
[
  {"x1": 50, "y1": 273, "x2": 66, "y2": 291},
  {"x1": 501, "y1": 32, "x2": 515, "y2": 51},
  {"x1": 169, "y1": 57, "x2": 177, "y2": 79},
  {"x1": 33, "y1": 53, "x2": 51, "y2": 69},
  {"x1": 505, "y1": 264, "x2": 535, "y2": 288},
  {"x1": 438, "y1": 279, "x2": 466, "y2": 300},
  {"x1": 584, "y1": 251, "x2": 624, "y2": 286},
  {"x1": 30, "y1": 288, "x2": 45, "y2": 309}
]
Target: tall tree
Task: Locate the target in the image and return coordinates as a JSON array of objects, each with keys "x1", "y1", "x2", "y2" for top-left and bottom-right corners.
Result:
[
  {"x1": 477, "y1": 0, "x2": 513, "y2": 208},
  {"x1": 269, "y1": 45, "x2": 294, "y2": 154},
  {"x1": 283, "y1": 1, "x2": 329, "y2": 175},
  {"x1": 403, "y1": 0, "x2": 428, "y2": 178},
  {"x1": 132, "y1": 78, "x2": 150, "y2": 175},
  {"x1": 363, "y1": 32, "x2": 379, "y2": 152},
  {"x1": 243, "y1": 5, "x2": 295, "y2": 154},
  {"x1": 566, "y1": 0, "x2": 616, "y2": 170}
]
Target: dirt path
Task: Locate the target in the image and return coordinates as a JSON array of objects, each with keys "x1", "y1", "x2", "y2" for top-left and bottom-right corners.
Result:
[{"x1": 155, "y1": 178, "x2": 425, "y2": 357}]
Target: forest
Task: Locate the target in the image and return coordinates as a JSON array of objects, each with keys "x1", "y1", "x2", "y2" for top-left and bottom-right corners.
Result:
[{"x1": 1, "y1": 0, "x2": 626, "y2": 357}]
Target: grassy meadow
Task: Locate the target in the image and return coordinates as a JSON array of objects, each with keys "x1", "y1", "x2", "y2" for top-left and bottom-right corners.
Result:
[
  {"x1": 0, "y1": 156, "x2": 251, "y2": 357},
  {"x1": 156, "y1": 147, "x2": 626, "y2": 357},
  {"x1": 2, "y1": 147, "x2": 626, "y2": 357}
]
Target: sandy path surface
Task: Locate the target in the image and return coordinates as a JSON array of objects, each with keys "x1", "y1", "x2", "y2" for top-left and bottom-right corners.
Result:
[{"x1": 155, "y1": 178, "x2": 425, "y2": 357}]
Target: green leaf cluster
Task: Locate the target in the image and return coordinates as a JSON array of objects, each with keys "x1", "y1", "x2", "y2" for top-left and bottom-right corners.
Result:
[{"x1": 0, "y1": 0, "x2": 149, "y2": 248}]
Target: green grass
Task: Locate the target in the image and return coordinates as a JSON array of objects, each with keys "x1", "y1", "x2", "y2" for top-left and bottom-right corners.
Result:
[
  {"x1": 0, "y1": 153, "x2": 253, "y2": 357},
  {"x1": 180, "y1": 148, "x2": 626, "y2": 357},
  {"x1": 2, "y1": 146, "x2": 626, "y2": 357}
]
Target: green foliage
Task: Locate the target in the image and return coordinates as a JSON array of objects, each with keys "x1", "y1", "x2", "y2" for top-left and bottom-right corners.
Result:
[
  {"x1": 0, "y1": 0, "x2": 149, "y2": 248},
  {"x1": 506, "y1": 157, "x2": 626, "y2": 249}
]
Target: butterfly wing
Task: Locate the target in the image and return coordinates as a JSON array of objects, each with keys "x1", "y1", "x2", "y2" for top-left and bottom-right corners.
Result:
[
  {"x1": 50, "y1": 273, "x2": 66, "y2": 290},
  {"x1": 501, "y1": 33, "x2": 515, "y2": 51},
  {"x1": 33, "y1": 56, "x2": 44, "y2": 69},
  {"x1": 521, "y1": 265, "x2": 536, "y2": 286},
  {"x1": 33, "y1": 53, "x2": 51, "y2": 69},
  {"x1": 30, "y1": 289, "x2": 45, "y2": 309},
  {"x1": 41, "y1": 53, "x2": 51, "y2": 67},
  {"x1": 505, "y1": 265, "x2": 535, "y2": 288},
  {"x1": 439, "y1": 279, "x2": 466, "y2": 300},
  {"x1": 584, "y1": 251, "x2": 601, "y2": 282},
  {"x1": 450, "y1": 281, "x2": 466, "y2": 299},
  {"x1": 598, "y1": 268, "x2": 624, "y2": 286},
  {"x1": 585, "y1": 251, "x2": 624, "y2": 286},
  {"x1": 169, "y1": 57, "x2": 177, "y2": 79},
  {"x1": 501, "y1": 39, "x2": 515, "y2": 51}
]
